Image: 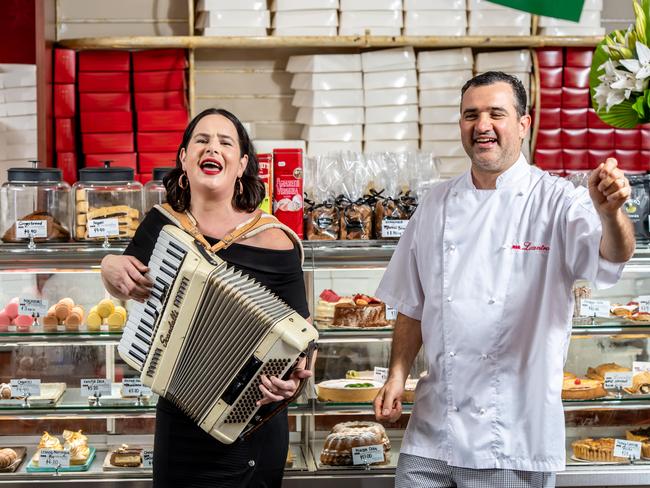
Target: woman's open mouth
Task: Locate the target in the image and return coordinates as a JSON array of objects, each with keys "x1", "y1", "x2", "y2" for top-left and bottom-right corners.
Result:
[{"x1": 200, "y1": 159, "x2": 223, "y2": 175}]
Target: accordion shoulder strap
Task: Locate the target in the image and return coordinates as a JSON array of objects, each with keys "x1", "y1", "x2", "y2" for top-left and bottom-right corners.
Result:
[{"x1": 155, "y1": 204, "x2": 304, "y2": 264}]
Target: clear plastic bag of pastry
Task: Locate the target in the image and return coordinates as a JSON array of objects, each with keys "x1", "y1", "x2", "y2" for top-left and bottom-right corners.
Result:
[
  {"x1": 0, "y1": 167, "x2": 72, "y2": 246},
  {"x1": 72, "y1": 165, "x2": 143, "y2": 242},
  {"x1": 143, "y1": 167, "x2": 174, "y2": 214},
  {"x1": 305, "y1": 154, "x2": 341, "y2": 240},
  {"x1": 336, "y1": 152, "x2": 373, "y2": 240}
]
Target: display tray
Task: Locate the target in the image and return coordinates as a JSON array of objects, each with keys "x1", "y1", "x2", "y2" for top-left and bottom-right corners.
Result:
[
  {"x1": 572, "y1": 316, "x2": 650, "y2": 327},
  {"x1": 27, "y1": 446, "x2": 96, "y2": 472},
  {"x1": 313, "y1": 439, "x2": 400, "y2": 471},
  {"x1": 101, "y1": 446, "x2": 151, "y2": 471},
  {"x1": 286, "y1": 443, "x2": 309, "y2": 471},
  {"x1": 567, "y1": 454, "x2": 650, "y2": 465},
  {"x1": 0, "y1": 447, "x2": 26, "y2": 473},
  {"x1": 88, "y1": 384, "x2": 153, "y2": 407},
  {"x1": 0, "y1": 383, "x2": 66, "y2": 407},
  {"x1": 314, "y1": 323, "x2": 394, "y2": 332}
]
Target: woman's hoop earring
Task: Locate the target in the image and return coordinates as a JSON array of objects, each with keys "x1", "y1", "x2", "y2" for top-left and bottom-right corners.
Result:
[
  {"x1": 236, "y1": 177, "x2": 243, "y2": 196},
  {"x1": 179, "y1": 172, "x2": 188, "y2": 189}
]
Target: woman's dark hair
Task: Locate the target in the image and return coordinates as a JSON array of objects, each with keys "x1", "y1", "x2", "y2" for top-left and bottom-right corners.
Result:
[{"x1": 164, "y1": 108, "x2": 265, "y2": 212}]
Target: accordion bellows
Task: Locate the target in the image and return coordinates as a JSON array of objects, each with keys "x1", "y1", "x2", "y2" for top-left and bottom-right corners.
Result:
[{"x1": 118, "y1": 225, "x2": 318, "y2": 444}]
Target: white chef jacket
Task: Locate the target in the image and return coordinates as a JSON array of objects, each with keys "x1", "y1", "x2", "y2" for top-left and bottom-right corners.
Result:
[{"x1": 376, "y1": 154, "x2": 625, "y2": 472}]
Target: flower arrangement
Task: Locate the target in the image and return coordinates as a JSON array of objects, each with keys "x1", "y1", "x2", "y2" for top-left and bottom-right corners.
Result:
[{"x1": 590, "y1": 0, "x2": 650, "y2": 128}]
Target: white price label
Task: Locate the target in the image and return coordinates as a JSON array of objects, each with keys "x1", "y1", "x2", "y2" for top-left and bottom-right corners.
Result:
[
  {"x1": 9, "y1": 378, "x2": 40, "y2": 397},
  {"x1": 579, "y1": 299, "x2": 611, "y2": 318},
  {"x1": 18, "y1": 298, "x2": 48, "y2": 316},
  {"x1": 386, "y1": 306, "x2": 398, "y2": 321},
  {"x1": 633, "y1": 361, "x2": 650, "y2": 373},
  {"x1": 613, "y1": 439, "x2": 642, "y2": 460},
  {"x1": 604, "y1": 372, "x2": 633, "y2": 389},
  {"x1": 373, "y1": 367, "x2": 389, "y2": 383},
  {"x1": 142, "y1": 449, "x2": 153, "y2": 468},
  {"x1": 81, "y1": 378, "x2": 112, "y2": 397},
  {"x1": 637, "y1": 295, "x2": 650, "y2": 313},
  {"x1": 87, "y1": 218, "x2": 119, "y2": 238},
  {"x1": 122, "y1": 377, "x2": 152, "y2": 397},
  {"x1": 352, "y1": 444, "x2": 385, "y2": 465},
  {"x1": 39, "y1": 449, "x2": 70, "y2": 468},
  {"x1": 16, "y1": 220, "x2": 47, "y2": 239},
  {"x1": 381, "y1": 219, "x2": 409, "y2": 238}
]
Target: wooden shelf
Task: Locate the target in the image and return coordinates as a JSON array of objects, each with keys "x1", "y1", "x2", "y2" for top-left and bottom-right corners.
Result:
[{"x1": 58, "y1": 35, "x2": 603, "y2": 50}]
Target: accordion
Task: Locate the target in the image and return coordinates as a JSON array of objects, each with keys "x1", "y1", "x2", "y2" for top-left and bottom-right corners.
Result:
[{"x1": 118, "y1": 224, "x2": 319, "y2": 444}]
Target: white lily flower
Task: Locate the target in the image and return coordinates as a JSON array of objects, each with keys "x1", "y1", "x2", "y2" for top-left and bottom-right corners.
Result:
[
  {"x1": 594, "y1": 60, "x2": 637, "y2": 111},
  {"x1": 619, "y1": 41, "x2": 650, "y2": 79}
]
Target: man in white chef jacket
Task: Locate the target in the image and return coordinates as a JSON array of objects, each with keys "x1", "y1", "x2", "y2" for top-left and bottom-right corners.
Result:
[{"x1": 374, "y1": 71, "x2": 635, "y2": 488}]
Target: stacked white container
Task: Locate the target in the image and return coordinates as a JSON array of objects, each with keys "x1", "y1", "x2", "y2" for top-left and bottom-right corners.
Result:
[
  {"x1": 195, "y1": 0, "x2": 270, "y2": 36},
  {"x1": 467, "y1": 0, "x2": 531, "y2": 36},
  {"x1": 362, "y1": 47, "x2": 419, "y2": 153},
  {"x1": 338, "y1": 0, "x2": 403, "y2": 36},
  {"x1": 287, "y1": 54, "x2": 364, "y2": 156},
  {"x1": 418, "y1": 48, "x2": 472, "y2": 178},
  {"x1": 0, "y1": 64, "x2": 37, "y2": 181},
  {"x1": 539, "y1": 0, "x2": 604, "y2": 36},
  {"x1": 403, "y1": 0, "x2": 467, "y2": 36},
  {"x1": 271, "y1": 0, "x2": 339, "y2": 36}
]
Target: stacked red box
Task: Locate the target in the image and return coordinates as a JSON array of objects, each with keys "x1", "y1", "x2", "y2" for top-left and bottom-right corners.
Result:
[
  {"x1": 78, "y1": 51, "x2": 136, "y2": 170},
  {"x1": 132, "y1": 49, "x2": 188, "y2": 174},
  {"x1": 535, "y1": 48, "x2": 648, "y2": 173},
  {"x1": 53, "y1": 49, "x2": 77, "y2": 183}
]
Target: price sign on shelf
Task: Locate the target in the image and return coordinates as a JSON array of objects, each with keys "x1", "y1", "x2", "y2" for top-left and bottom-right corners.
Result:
[
  {"x1": 613, "y1": 439, "x2": 642, "y2": 460},
  {"x1": 16, "y1": 220, "x2": 47, "y2": 239},
  {"x1": 18, "y1": 298, "x2": 48, "y2": 317},
  {"x1": 633, "y1": 361, "x2": 650, "y2": 373},
  {"x1": 142, "y1": 449, "x2": 153, "y2": 468},
  {"x1": 637, "y1": 295, "x2": 650, "y2": 313},
  {"x1": 122, "y1": 377, "x2": 152, "y2": 397},
  {"x1": 39, "y1": 449, "x2": 70, "y2": 468},
  {"x1": 604, "y1": 372, "x2": 633, "y2": 390},
  {"x1": 385, "y1": 306, "x2": 398, "y2": 322},
  {"x1": 87, "y1": 218, "x2": 119, "y2": 238},
  {"x1": 351, "y1": 444, "x2": 385, "y2": 466},
  {"x1": 81, "y1": 378, "x2": 112, "y2": 397},
  {"x1": 579, "y1": 299, "x2": 611, "y2": 318},
  {"x1": 373, "y1": 367, "x2": 389, "y2": 383},
  {"x1": 9, "y1": 378, "x2": 40, "y2": 397},
  {"x1": 381, "y1": 219, "x2": 409, "y2": 239}
]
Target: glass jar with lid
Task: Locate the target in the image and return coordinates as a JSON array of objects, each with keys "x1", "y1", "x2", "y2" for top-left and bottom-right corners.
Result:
[
  {"x1": 143, "y1": 166, "x2": 174, "y2": 213},
  {"x1": 72, "y1": 165, "x2": 143, "y2": 242},
  {"x1": 0, "y1": 167, "x2": 72, "y2": 245}
]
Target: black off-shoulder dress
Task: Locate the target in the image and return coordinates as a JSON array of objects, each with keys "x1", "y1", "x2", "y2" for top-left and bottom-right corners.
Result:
[{"x1": 123, "y1": 208, "x2": 309, "y2": 488}]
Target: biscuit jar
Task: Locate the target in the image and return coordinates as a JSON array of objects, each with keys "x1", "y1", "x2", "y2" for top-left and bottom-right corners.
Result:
[
  {"x1": 72, "y1": 166, "x2": 143, "y2": 242},
  {"x1": 0, "y1": 167, "x2": 72, "y2": 246},
  {"x1": 143, "y1": 166, "x2": 174, "y2": 213}
]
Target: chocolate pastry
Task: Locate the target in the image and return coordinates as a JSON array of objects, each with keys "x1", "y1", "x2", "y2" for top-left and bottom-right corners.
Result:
[{"x1": 307, "y1": 202, "x2": 340, "y2": 240}]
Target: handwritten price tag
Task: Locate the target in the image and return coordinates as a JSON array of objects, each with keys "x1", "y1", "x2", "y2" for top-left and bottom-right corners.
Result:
[
  {"x1": 16, "y1": 220, "x2": 47, "y2": 239},
  {"x1": 19, "y1": 298, "x2": 48, "y2": 316},
  {"x1": 633, "y1": 361, "x2": 650, "y2": 373},
  {"x1": 87, "y1": 218, "x2": 119, "y2": 238},
  {"x1": 122, "y1": 378, "x2": 152, "y2": 397},
  {"x1": 579, "y1": 299, "x2": 611, "y2": 318},
  {"x1": 352, "y1": 444, "x2": 385, "y2": 465},
  {"x1": 385, "y1": 306, "x2": 398, "y2": 321},
  {"x1": 39, "y1": 449, "x2": 70, "y2": 468},
  {"x1": 9, "y1": 378, "x2": 40, "y2": 397},
  {"x1": 637, "y1": 295, "x2": 650, "y2": 313},
  {"x1": 613, "y1": 439, "x2": 642, "y2": 460},
  {"x1": 373, "y1": 367, "x2": 389, "y2": 383},
  {"x1": 604, "y1": 372, "x2": 633, "y2": 389},
  {"x1": 142, "y1": 449, "x2": 153, "y2": 468},
  {"x1": 81, "y1": 378, "x2": 112, "y2": 397},
  {"x1": 381, "y1": 219, "x2": 409, "y2": 238}
]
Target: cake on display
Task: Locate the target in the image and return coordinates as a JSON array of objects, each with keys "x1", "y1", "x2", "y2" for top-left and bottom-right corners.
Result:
[
  {"x1": 626, "y1": 427, "x2": 650, "y2": 458},
  {"x1": 572, "y1": 438, "x2": 629, "y2": 463},
  {"x1": 314, "y1": 289, "x2": 389, "y2": 328},
  {"x1": 320, "y1": 421, "x2": 391, "y2": 466},
  {"x1": 561, "y1": 375, "x2": 607, "y2": 400}
]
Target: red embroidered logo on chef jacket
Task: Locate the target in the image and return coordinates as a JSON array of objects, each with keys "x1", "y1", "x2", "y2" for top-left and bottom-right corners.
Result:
[{"x1": 511, "y1": 241, "x2": 550, "y2": 252}]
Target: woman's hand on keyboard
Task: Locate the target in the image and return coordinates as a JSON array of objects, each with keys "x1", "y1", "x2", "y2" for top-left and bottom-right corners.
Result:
[
  {"x1": 101, "y1": 255, "x2": 153, "y2": 302},
  {"x1": 257, "y1": 363, "x2": 312, "y2": 406}
]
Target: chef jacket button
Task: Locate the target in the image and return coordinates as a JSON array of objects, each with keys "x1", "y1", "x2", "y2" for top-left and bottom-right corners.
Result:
[
  {"x1": 446, "y1": 296, "x2": 453, "y2": 302},
  {"x1": 452, "y1": 191, "x2": 458, "y2": 197},
  {"x1": 488, "y1": 298, "x2": 495, "y2": 305},
  {"x1": 452, "y1": 406, "x2": 459, "y2": 412},
  {"x1": 480, "y1": 354, "x2": 488, "y2": 360},
  {"x1": 449, "y1": 351, "x2": 456, "y2": 357},
  {"x1": 449, "y1": 244, "x2": 456, "y2": 252},
  {"x1": 479, "y1": 408, "x2": 486, "y2": 415},
  {"x1": 248, "y1": 460, "x2": 256, "y2": 467},
  {"x1": 517, "y1": 191, "x2": 524, "y2": 196}
]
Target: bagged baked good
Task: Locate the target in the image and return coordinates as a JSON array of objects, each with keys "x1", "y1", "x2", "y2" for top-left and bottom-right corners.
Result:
[
  {"x1": 337, "y1": 196, "x2": 373, "y2": 240},
  {"x1": 306, "y1": 200, "x2": 340, "y2": 240}
]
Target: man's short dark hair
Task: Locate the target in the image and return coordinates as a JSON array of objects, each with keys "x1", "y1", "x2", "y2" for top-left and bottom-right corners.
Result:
[{"x1": 461, "y1": 71, "x2": 528, "y2": 118}]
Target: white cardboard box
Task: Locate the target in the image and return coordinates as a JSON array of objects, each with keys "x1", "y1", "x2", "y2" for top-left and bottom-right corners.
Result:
[
  {"x1": 364, "y1": 139, "x2": 418, "y2": 152},
  {"x1": 419, "y1": 89, "x2": 462, "y2": 107},
  {"x1": 474, "y1": 50, "x2": 531, "y2": 72},
  {"x1": 421, "y1": 123, "x2": 460, "y2": 140},
  {"x1": 403, "y1": 26, "x2": 466, "y2": 36},
  {"x1": 364, "y1": 122, "x2": 419, "y2": 140},
  {"x1": 420, "y1": 106, "x2": 461, "y2": 124},
  {"x1": 5, "y1": 129, "x2": 37, "y2": 145},
  {"x1": 405, "y1": 10, "x2": 467, "y2": 26},
  {"x1": 417, "y1": 48, "x2": 473, "y2": 71},
  {"x1": 308, "y1": 140, "x2": 362, "y2": 155},
  {"x1": 364, "y1": 87, "x2": 418, "y2": 106},
  {"x1": 421, "y1": 140, "x2": 465, "y2": 157},
  {"x1": 287, "y1": 54, "x2": 361, "y2": 73},
  {"x1": 292, "y1": 72, "x2": 363, "y2": 90},
  {"x1": 340, "y1": 10, "x2": 403, "y2": 27},
  {"x1": 0, "y1": 86, "x2": 37, "y2": 103},
  {"x1": 539, "y1": 26, "x2": 605, "y2": 36},
  {"x1": 292, "y1": 89, "x2": 364, "y2": 107},
  {"x1": 365, "y1": 104, "x2": 418, "y2": 123},
  {"x1": 364, "y1": 69, "x2": 417, "y2": 89},
  {"x1": 301, "y1": 124, "x2": 363, "y2": 141},
  {"x1": 467, "y1": 0, "x2": 517, "y2": 9},
  {"x1": 272, "y1": 10, "x2": 338, "y2": 27},
  {"x1": 272, "y1": 0, "x2": 338, "y2": 10},
  {"x1": 254, "y1": 139, "x2": 306, "y2": 153},
  {"x1": 4, "y1": 101, "x2": 36, "y2": 117},
  {"x1": 340, "y1": 0, "x2": 402, "y2": 10},
  {"x1": 437, "y1": 156, "x2": 470, "y2": 176},
  {"x1": 338, "y1": 26, "x2": 401, "y2": 35},
  {"x1": 361, "y1": 47, "x2": 415, "y2": 72},
  {"x1": 468, "y1": 25, "x2": 530, "y2": 35},
  {"x1": 539, "y1": 10, "x2": 601, "y2": 27},
  {"x1": 296, "y1": 106, "x2": 365, "y2": 124},
  {"x1": 405, "y1": 0, "x2": 465, "y2": 8},
  {"x1": 5, "y1": 144, "x2": 36, "y2": 160},
  {"x1": 468, "y1": 10, "x2": 530, "y2": 26},
  {"x1": 0, "y1": 72, "x2": 36, "y2": 89},
  {"x1": 0, "y1": 115, "x2": 37, "y2": 131},
  {"x1": 198, "y1": 0, "x2": 266, "y2": 10},
  {"x1": 419, "y1": 70, "x2": 472, "y2": 90},
  {"x1": 200, "y1": 27, "x2": 268, "y2": 36},
  {"x1": 196, "y1": 10, "x2": 270, "y2": 28},
  {"x1": 273, "y1": 26, "x2": 337, "y2": 35}
]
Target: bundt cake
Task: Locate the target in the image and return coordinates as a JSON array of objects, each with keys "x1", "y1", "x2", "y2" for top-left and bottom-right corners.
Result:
[{"x1": 320, "y1": 421, "x2": 391, "y2": 466}]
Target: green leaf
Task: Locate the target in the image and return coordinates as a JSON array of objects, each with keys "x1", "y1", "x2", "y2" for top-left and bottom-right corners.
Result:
[{"x1": 632, "y1": 94, "x2": 646, "y2": 118}]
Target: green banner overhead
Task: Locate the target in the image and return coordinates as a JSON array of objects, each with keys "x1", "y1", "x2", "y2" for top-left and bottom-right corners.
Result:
[{"x1": 487, "y1": 0, "x2": 586, "y2": 22}]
